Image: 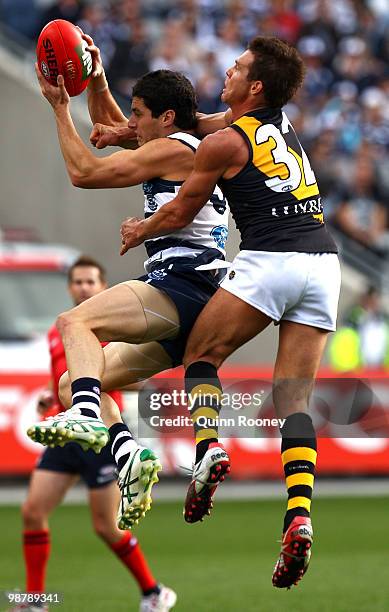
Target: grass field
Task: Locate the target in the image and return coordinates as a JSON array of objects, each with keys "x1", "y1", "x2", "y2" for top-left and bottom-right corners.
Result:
[{"x1": 1, "y1": 497, "x2": 389, "y2": 611}]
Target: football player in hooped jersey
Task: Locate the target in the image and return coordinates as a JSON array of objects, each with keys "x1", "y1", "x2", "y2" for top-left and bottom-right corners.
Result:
[
  {"x1": 20, "y1": 257, "x2": 176, "y2": 612},
  {"x1": 120, "y1": 37, "x2": 341, "y2": 589},
  {"x1": 30, "y1": 38, "x2": 230, "y2": 533}
]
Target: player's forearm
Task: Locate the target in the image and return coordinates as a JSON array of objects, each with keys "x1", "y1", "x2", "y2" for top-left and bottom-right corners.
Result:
[
  {"x1": 196, "y1": 109, "x2": 232, "y2": 137},
  {"x1": 87, "y1": 73, "x2": 128, "y2": 127},
  {"x1": 54, "y1": 106, "x2": 97, "y2": 186},
  {"x1": 141, "y1": 195, "x2": 205, "y2": 240}
]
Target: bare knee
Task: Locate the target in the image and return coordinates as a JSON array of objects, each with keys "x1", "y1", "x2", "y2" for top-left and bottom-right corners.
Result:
[
  {"x1": 92, "y1": 518, "x2": 118, "y2": 545},
  {"x1": 55, "y1": 310, "x2": 75, "y2": 336},
  {"x1": 22, "y1": 499, "x2": 48, "y2": 531},
  {"x1": 58, "y1": 372, "x2": 72, "y2": 408}
]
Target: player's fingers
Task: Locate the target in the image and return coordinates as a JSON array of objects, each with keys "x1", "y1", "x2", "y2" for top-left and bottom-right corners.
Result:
[
  {"x1": 57, "y1": 74, "x2": 68, "y2": 97},
  {"x1": 86, "y1": 42, "x2": 98, "y2": 53},
  {"x1": 98, "y1": 132, "x2": 115, "y2": 148},
  {"x1": 120, "y1": 240, "x2": 130, "y2": 256},
  {"x1": 96, "y1": 137, "x2": 109, "y2": 149},
  {"x1": 120, "y1": 221, "x2": 130, "y2": 236},
  {"x1": 89, "y1": 124, "x2": 100, "y2": 139},
  {"x1": 81, "y1": 32, "x2": 93, "y2": 44},
  {"x1": 35, "y1": 62, "x2": 44, "y2": 84}
]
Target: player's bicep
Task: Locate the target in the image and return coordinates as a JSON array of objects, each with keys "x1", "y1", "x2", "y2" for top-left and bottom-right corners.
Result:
[{"x1": 85, "y1": 148, "x2": 160, "y2": 188}]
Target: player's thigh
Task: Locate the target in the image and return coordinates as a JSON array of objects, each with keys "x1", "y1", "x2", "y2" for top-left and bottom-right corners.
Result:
[
  {"x1": 58, "y1": 339, "x2": 172, "y2": 409},
  {"x1": 101, "y1": 340, "x2": 173, "y2": 389},
  {"x1": 184, "y1": 287, "x2": 272, "y2": 368},
  {"x1": 273, "y1": 320, "x2": 329, "y2": 417},
  {"x1": 100, "y1": 341, "x2": 173, "y2": 427},
  {"x1": 275, "y1": 320, "x2": 328, "y2": 379},
  {"x1": 62, "y1": 280, "x2": 180, "y2": 343},
  {"x1": 23, "y1": 469, "x2": 78, "y2": 517}
]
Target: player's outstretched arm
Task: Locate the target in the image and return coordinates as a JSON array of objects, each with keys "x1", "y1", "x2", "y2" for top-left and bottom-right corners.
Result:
[
  {"x1": 81, "y1": 32, "x2": 128, "y2": 129},
  {"x1": 195, "y1": 109, "x2": 232, "y2": 137},
  {"x1": 120, "y1": 130, "x2": 234, "y2": 254}
]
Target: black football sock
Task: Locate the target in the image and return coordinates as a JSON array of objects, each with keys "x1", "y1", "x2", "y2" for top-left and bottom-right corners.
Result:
[
  {"x1": 281, "y1": 412, "x2": 317, "y2": 532},
  {"x1": 185, "y1": 361, "x2": 222, "y2": 463},
  {"x1": 71, "y1": 377, "x2": 101, "y2": 418},
  {"x1": 109, "y1": 422, "x2": 137, "y2": 472}
]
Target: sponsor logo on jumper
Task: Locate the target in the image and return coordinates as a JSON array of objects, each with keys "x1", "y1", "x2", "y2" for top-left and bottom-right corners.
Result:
[{"x1": 271, "y1": 197, "x2": 322, "y2": 217}]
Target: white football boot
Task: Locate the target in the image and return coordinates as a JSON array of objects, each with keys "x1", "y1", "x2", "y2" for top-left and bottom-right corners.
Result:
[
  {"x1": 140, "y1": 586, "x2": 177, "y2": 612},
  {"x1": 184, "y1": 442, "x2": 231, "y2": 523},
  {"x1": 117, "y1": 446, "x2": 162, "y2": 529},
  {"x1": 27, "y1": 407, "x2": 109, "y2": 453}
]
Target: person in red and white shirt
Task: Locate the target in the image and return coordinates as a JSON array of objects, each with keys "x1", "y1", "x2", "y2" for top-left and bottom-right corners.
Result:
[{"x1": 18, "y1": 256, "x2": 176, "y2": 612}]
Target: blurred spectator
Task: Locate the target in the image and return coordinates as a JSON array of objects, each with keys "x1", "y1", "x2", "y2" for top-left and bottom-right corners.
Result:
[
  {"x1": 106, "y1": 19, "x2": 151, "y2": 97},
  {"x1": 77, "y1": 3, "x2": 118, "y2": 69},
  {"x1": 298, "y1": 35, "x2": 334, "y2": 101},
  {"x1": 212, "y1": 18, "x2": 245, "y2": 75},
  {"x1": 37, "y1": 0, "x2": 84, "y2": 38},
  {"x1": 360, "y1": 87, "x2": 389, "y2": 150},
  {"x1": 329, "y1": 286, "x2": 389, "y2": 371},
  {"x1": 333, "y1": 155, "x2": 389, "y2": 254},
  {"x1": 195, "y1": 51, "x2": 225, "y2": 113},
  {"x1": 334, "y1": 36, "x2": 383, "y2": 92},
  {"x1": 270, "y1": 0, "x2": 302, "y2": 44},
  {"x1": 150, "y1": 18, "x2": 203, "y2": 83}
]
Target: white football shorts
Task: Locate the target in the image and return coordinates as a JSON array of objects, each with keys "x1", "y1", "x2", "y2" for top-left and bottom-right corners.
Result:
[{"x1": 220, "y1": 250, "x2": 341, "y2": 331}]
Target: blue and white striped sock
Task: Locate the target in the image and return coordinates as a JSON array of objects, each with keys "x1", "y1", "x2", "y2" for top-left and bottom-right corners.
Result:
[
  {"x1": 109, "y1": 422, "x2": 137, "y2": 471},
  {"x1": 71, "y1": 377, "x2": 101, "y2": 418}
]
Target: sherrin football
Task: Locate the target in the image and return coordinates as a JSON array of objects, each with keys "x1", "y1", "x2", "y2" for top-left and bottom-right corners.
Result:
[{"x1": 36, "y1": 19, "x2": 92, "y2": 97}]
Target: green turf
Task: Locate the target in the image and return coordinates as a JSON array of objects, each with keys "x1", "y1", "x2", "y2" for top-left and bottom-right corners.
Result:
[{"x1": 1, "y1": 497, "x2": 389, "y2": 611}]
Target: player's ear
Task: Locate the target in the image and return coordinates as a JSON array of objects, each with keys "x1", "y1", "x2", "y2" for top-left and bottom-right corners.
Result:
[
  {"x1": 251, "y1": 80, "x2": 263, "y2": 96},
  {"x1": 161, "y1": 109, "x2": 175, "y2": 127}
]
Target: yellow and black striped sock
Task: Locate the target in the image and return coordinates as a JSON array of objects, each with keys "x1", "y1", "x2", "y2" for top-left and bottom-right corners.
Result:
[
  {"x1": 281, "y1": 412, "x2": 317, "y2": 532},
  {"x1": 185, "y1": 361, "x2": 222, "y2": 463}
]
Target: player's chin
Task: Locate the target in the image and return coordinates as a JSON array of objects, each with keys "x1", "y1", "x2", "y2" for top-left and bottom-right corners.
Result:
[{"x1": 220, "y1": 90, "x2": 229, "y2": 104}]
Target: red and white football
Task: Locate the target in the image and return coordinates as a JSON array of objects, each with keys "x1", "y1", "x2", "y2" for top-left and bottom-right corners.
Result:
[{"x1": 36, "y1": 19, "x2": 92, "y2": 97}]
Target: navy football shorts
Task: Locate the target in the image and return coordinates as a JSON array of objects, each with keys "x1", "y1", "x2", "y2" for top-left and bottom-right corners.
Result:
[
  {"x1": 37, "y1": 442, "x2": 117, "y2": 489},
  {"x1": 138, "y1": 252, "x2": 223, "y2": 367}
]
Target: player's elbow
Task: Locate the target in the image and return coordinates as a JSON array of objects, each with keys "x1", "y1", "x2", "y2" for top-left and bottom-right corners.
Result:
[
  {"x1": 68, "y1": 158, "x2": 99, "y2": 188},
  {"x1": 69, "y1": 169, "x2": 93, "y2": 188}
]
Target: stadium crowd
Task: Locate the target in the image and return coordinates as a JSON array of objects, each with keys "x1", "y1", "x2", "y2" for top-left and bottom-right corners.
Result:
[{"x1": 1, "y1": 0, "x2": 389, "y2": 258}]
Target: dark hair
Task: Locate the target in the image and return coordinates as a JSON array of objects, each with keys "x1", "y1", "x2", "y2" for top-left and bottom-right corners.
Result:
[
  {"x1": 247, "y1": 37, "x2": 305, "y2": 108},
  {"x1": 68, "y1": 256, "x2": 107, "y2": 283},
  {"x1": 132, "y1": 70, "x2": 198, "y2": 130}
]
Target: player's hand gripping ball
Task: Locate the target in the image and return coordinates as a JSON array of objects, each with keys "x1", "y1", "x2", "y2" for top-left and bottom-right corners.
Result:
[{"x1": 36, "y1": 19, "x2": 92, "y2": 96}]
